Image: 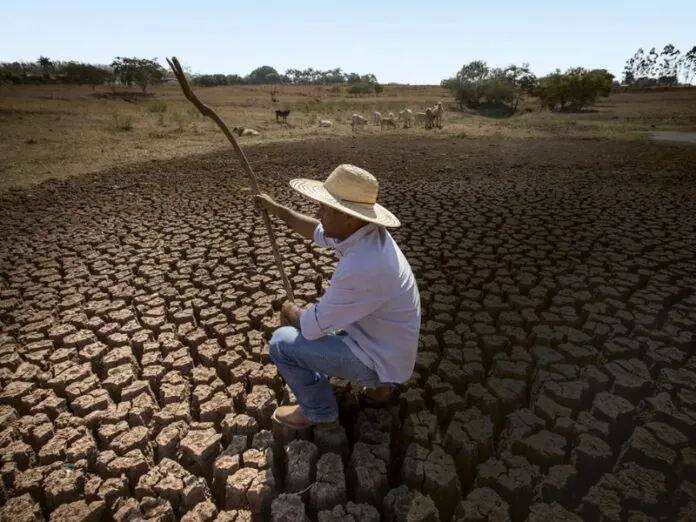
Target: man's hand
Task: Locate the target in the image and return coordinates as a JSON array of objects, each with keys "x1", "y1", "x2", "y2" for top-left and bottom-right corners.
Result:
[
  {"x1": 254, "y1": 193, "x2": 318, "y2": 241},
  {"x1": 280, "y1": 301, "x2": 303, "y2": 329},
  {"x1": 253, "y1": 193, "x2": 279, "y2": 217}
]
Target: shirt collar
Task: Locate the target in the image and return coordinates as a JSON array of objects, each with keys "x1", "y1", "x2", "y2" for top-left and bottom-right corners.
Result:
[{"x1": 334, "y1": 222, "x2": 378, "y2": 256}]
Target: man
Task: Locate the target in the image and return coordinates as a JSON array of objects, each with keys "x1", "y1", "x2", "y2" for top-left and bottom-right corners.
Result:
[{"x1": 253, "y1": 164, "x2": 421, "y2": 430}]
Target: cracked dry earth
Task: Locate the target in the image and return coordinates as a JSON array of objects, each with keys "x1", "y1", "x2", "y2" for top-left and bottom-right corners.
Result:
[{"x1": 0, "y1": 134, "x2": 695, "y2": 522}]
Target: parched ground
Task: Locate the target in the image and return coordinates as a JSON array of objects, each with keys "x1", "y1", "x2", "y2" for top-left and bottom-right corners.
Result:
[{"x1": 0, "y1": 134, "x2": 695, "y2": 522}]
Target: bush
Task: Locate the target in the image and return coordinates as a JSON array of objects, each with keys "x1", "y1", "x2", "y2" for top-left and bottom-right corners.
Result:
[
  {"x1": 147, "y1": 101, "x2": 168, "y2": 113},
  {"x1": 441, "y1": 61, "x2": 536, "y2": 113},
  {"x1": 170, "y1": 110, "x2": 190, "y2": 132},
  {"x1": 348, "y1": 83, "x2": 375, "y2": 96},
  {"x1": 442, "y1": 61, "x2": 614, "y2": 113},
  {"x1": 479, "y1": 76, "x2": 516, "y2": 105},
  {"x1": 111, "y1": 112, "x2": 133, "y2": 131},
  {"x1": 111, "y1": 57, "x2": 166, "y2": 93},
  {"x1": 535, "y1": 68, "x2": 614, "y2": 111}
]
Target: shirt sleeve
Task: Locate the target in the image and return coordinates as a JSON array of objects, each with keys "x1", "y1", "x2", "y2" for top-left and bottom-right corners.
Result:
[
  {"x1": 299, "y1": 262, "x2": 387, "y2": 341},
  {"x1": 313, "y1": 223, "x2": 335, "y2": 249}
]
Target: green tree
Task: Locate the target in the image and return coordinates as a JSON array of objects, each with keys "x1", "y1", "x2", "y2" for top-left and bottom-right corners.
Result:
[
  {"x1": 346, "y1": 72, "x2": 361, "y2": 84},
  {"x1": 111, "y1": 57, "x2": 166, "y2": 93},
  {"x1": 37, "y1": 56, "x2": 54, "y2": 78},
  {"x1": 440, "y1": 60, "x2": 489, "y2": 110},
  {"x1": 441, "y1": 60, "x2": 535, "y2": 112},
  {"x1": 535, "y1": 70, "x2": 569, "y2": 110},
  {"x1": 535, "y1": 68, "x2": 613, "y2": 111},
  {"x1": 63, "y1": 62, "x2": 112, "y2": 88},
  {"x1": 360, "y1": 73, "x2": 378, "y2": 85},
  {"x1": 501, "y1": 63, "x2": 537, "y2": 110},
  {"x1": 458, "y1": 60, "x2": 489, "y2": 83},
  {"x1": 246, "y1": 65, "x2": 281, "y2": 84}
]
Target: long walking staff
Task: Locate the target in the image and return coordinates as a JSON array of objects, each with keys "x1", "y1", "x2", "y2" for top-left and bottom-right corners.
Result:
[{"x1": 166, "y1": 56, "x2": 295, "y2": 303}]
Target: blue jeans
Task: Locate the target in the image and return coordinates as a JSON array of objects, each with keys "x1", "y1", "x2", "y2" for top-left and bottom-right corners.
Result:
[{"x1": 269, "y1": 326, "x2": 383, "y2": 423}]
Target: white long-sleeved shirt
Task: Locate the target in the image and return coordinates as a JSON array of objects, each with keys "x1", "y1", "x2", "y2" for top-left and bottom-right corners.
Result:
[{"x1": 299, "y1": 222, "x2": 421, "y2": 383}]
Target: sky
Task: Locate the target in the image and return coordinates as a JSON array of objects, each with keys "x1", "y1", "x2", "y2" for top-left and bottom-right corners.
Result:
[{"x1": 3, "y1": 1, "x2": 694, "y2": 84}]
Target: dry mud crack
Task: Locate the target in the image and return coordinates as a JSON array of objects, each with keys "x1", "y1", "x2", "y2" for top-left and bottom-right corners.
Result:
[{"x1": 0, "y1": 135, "x2": 695, "y2": 521}]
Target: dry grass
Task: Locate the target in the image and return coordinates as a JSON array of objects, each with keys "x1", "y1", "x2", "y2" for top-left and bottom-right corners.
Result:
[{"x1": 1, "y1": 82, "x2": 695, "y2": 192}]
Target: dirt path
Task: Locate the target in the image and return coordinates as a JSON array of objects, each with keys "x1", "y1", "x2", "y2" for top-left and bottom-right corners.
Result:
[
  {"x1": 1, "y1": 135, "x2": 695, "y2": 521},
  {"x1": 650, "y1": 131, "x2": 696, "y2": 145}
]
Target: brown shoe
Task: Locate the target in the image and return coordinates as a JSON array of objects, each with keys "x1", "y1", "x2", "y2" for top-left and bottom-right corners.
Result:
[
  {"x1": 272, "y1": 405, "x2": 338, "y2": 430},
  {"x1": 362, "y1": 385, "x2": 396, "y2": 406}
]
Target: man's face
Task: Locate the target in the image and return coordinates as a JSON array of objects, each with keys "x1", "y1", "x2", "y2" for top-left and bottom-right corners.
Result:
[{"x1": 316, "y1": 203, "x2": 348, "y2": 238}]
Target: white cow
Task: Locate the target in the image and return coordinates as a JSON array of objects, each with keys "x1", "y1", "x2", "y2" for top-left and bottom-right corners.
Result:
[
  {"x1": 372, "y1": 111, "x2": 382, "y2": 126},
  {"x1": 232, "y1": 127, "x2": 260, "y2": 136},
  {"x1": 432, "y1": 101, "x2": 444, "y2": 127},
  {"x1": 380, "y1": 117, "x2": 396, "y2": 130},
  {"x1": 351, "y1": 113, "x2": 369, "y2": 130},
  {"x1": 319, "y1": 119, "x2": 333, "y2": 128},
  {"x1": 425, "y1": 102, "x2": 444, "y2": 129},
  {"x1": 397, "y1": 108, "x2": 413, "y2": 128}
]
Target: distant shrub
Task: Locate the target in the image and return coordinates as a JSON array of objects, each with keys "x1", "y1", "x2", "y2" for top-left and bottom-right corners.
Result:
[
  {"x1": 534, "y1": 68, "x2": 614, "y2": 112},
  {"x1": 348, "y1": 83, "x2": 375, "y2": 96},
  {"x1": 170, "y1": 110, "x2": 189, "y2": 131},
  {"x1": 441, "y1": 61, "x2": 537, "y2": 113},
  {"x1": 147, "y1": 101, "x2": 167, "y2": 113},
  {"x1": 111, "y1": 111, "x2": 133, "y2": 131}
]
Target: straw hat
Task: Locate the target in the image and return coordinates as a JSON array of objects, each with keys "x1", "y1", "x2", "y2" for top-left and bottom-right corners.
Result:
[{"x1": 289, "y1": 164, "x2": 401, "y2": 228}]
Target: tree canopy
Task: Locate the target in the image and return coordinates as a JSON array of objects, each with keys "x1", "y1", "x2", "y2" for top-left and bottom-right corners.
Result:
[
  {"x1": 623, "y1": 44, "x2": 696, "y2": 87},
  {"x1": 111, "y1": 57, "x2": 166, "y2": 93},
  {"x1": 441, "y1": 61, "x2": 538, "y2": 112}
]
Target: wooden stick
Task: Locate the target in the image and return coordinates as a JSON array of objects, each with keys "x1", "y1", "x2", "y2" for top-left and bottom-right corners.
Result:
[{"x1": 165, "y1": 56, "x2": 295, "y2": 302}]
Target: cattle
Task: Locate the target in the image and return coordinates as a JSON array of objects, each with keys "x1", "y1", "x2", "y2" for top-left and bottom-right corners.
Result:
[
  {"x1": 397, "y1": 108, "x2": 413, "y2": 128},
  {"x1": 380, "y1": 117, "x2": 396, "y2": 130},
  {"x1": 373, "y1": 111, "x2": 382, "y2": 126},
  {"x1": 425, "y1": 102, "x2": 444, "y2": 129},
  {"x1": 432, "y1": 102, "x2": 444, "y2": 127},
  {"x1": 275, "y1": 109, "x2": 291, "y2": 123},
  {"x1": 351, "y1": 113, "x2": 369, "y2": 130},
  {"x1": 232, "y1": 127, "x2": 260, "y2": 137},
  {"x1": 319, "y1": 119, "x2": 333, "y2": 128}
]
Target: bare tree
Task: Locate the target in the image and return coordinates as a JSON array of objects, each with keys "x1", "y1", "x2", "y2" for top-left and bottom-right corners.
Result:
[
  {"x1": 658, "y1": 44, "x2": 681, "y2": 84},
  {"x1": 645, "y1": 48, "x2": 659, "y2": 78},
  {"x1": 683, "y1": 46, "x2": 696, "y2": 85}
]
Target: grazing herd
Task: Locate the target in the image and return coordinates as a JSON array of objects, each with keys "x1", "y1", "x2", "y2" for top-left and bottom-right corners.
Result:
[
  {"x1": 352, "y1": 101, "x2": 445, "y2": 131},
  {"x1": 234, "y1": 101, "x2": 445, "y2": 138}
]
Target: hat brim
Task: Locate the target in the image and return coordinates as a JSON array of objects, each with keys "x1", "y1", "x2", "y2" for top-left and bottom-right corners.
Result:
[{"x1": 289, "y1": 178, "x2": 401, "y2": 228}]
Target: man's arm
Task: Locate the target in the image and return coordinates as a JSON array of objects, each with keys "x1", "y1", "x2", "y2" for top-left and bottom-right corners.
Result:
[
  {"x1": 299, "y1": 265, "x2": 387, "y2": 340},
  {"x1": 254, "y1": 194, "x2": 318, "y2": 240}
]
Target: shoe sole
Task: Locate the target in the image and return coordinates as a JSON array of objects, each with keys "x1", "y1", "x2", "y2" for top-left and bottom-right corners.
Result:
[
  {"x1": 271, "y1": 410, "x2": 340, "y2": 431},
  {"x1": 271, "y1": 410, "x2": 313, "y2": 430}
]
